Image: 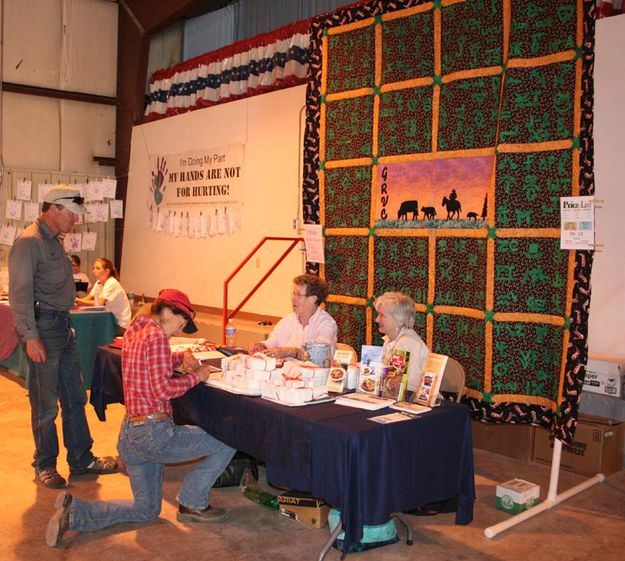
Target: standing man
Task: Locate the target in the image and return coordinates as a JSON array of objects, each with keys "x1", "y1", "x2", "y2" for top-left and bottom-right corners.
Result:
[{"x1": 9, "y1": 186, "x2": 118, "y2": 488}]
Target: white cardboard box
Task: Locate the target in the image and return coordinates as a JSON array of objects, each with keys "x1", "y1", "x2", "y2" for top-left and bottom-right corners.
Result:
[
  {"x1": 583, "y1": 360, "x2": 625, "y2": 398},
  {"x1": 495, "y1": 478, "x2": 540, "y2": 514}
]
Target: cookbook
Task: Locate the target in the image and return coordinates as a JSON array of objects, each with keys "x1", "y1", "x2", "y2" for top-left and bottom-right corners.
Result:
[{"x1": 380, "y1": 349, "x2": 410, "y2": 401}]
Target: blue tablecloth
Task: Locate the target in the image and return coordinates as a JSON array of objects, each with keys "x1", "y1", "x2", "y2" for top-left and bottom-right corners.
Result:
[
  {"x1": 174, "y1": 385, "x2": 475, "y2": 549},
  {"x1": 71, "y1": 311, "x2": 117, "y2": 388},
  {"x1": 89, "y1": 345, "x2": 475, "y2": 551}
]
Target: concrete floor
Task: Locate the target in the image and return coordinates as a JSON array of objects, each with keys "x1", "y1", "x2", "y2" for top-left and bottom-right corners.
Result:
[{"x1": 1, "y1": 370, "x2": 624, "y2": 561}]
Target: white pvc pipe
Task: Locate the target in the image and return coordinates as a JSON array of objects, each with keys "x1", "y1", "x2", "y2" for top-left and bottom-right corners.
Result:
[{"x1": 484, "y1": 438, "x2": 606, "y2": 539}]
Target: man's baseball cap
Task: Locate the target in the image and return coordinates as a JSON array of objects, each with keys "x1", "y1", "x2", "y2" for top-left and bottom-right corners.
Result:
[
  {"x1": 43, "y1": 186, "x2": 87, "y2": 215},
  {"x1": 157, "y1": 288, "x2": 198, "y2": 334}
]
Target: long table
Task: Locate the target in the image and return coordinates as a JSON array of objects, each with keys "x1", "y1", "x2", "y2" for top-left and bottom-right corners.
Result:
[
  {"x1": 90, "y1": 345, "x2": 475, "y2": 552},
  {"x1": 0, "y1": 303, "x2": 116, "y2": 388}
]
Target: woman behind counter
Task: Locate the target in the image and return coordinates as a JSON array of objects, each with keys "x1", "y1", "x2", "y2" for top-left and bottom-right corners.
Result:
[
  {"x1": 374, "y1": 291, "x2": 430, "y2": 393},
  {"x1": 248, "y1": 273, "x2": 337, "y2": 360},
  {"x1": 76, "y1": 257, "x2": 131, "y2": 335}
]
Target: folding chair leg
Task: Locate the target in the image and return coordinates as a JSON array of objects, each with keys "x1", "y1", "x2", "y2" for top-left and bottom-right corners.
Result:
[{"x1": 391, "y1": 512, "x2": 414, "y2": 545}]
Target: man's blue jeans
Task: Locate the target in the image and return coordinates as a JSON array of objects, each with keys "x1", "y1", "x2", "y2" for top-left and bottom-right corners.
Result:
[
  {"x1": 28, "y1": 310, "x2": 95, "y2": 471},
  {"x1": 69, "y1": 417, "x2": 236, "y2": 530}
]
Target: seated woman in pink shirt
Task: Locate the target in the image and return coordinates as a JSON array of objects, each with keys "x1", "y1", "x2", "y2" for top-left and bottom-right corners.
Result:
[{"x1": 248, "y1": 273, "x2": 337, "y2": 360}]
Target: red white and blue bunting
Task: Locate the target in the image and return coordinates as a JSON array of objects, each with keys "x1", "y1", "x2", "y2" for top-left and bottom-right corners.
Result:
[{"x1": 145, "y1": 20, "x2": 311, "y2": 122}]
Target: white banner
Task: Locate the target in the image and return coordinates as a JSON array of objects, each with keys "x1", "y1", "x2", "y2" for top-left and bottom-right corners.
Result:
[{"x1": 148, "y1": 143, "x2": 244, "y2": 210}]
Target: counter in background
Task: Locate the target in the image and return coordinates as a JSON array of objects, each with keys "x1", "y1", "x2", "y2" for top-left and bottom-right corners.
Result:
[{"x1": 0, "y1": 303, "x2": 116, "y2": 389}]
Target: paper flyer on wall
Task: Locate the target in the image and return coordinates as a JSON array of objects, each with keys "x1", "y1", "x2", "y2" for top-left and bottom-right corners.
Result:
[
  {"x1": 560, "y1": 196, "x2": 595, "y2": 250},
  {"x1": 303, "y1": 224, "x2": 324, "y2": 264}
]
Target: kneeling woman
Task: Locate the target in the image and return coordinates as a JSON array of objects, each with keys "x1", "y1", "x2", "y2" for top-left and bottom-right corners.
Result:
[
  {"x1": 76, "y1": 257, "x2": 131, "y2": 335},
  {"x1": 47, "y1": 289, "x2": 236, "y2": 547}
]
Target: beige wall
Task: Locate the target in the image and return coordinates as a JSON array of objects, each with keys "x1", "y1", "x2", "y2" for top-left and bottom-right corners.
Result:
[
  {"x1": 0, "y1": 0, "x2": 118, "y2": 271},
  {"x1": 121, "y1": 85, "x2": 307, "y2": 318},
  {"x1": 588, "y1": 15, "x2": 625, "y2": 361},
  {"x1": 1, "y1": 0, "x2": 117, "y2": 176}
]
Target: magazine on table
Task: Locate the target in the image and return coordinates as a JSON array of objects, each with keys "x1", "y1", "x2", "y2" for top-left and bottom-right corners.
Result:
[
  {"x1": 335, "y1": 392, "x2": 395, "y2": 411},
  {"x1": 380, "y1": 349, "x2": 410, "y2": 401},
  {"x1": 414, "y1": 352, "x2": 448, "y2": 407},
  {"x1": 390, "y1": 401, "x2": 431, "y2": 415},
  {"x1": 358, "y1": 345, "x2": 384, "y2": 395},
  {"x1": 368, "y1": 411, "x2": 417, "y2": 424}
]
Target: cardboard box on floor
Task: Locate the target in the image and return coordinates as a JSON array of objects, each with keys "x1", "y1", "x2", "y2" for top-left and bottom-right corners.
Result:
[
  {"x1": 278, "y1": 490, "x2": 329, "y2": 529},
  {"x1": 495, "y1": 478, "x2": 540, "y2": 515},
  {"x1": 471, "y1": 419, "x2": 535, "y2": 461},
  {"x1": 583, "y1": 360, "x2": 625, "y2": 398},
  {"x1": 533, "y1": 414, "x2": 625, "y2": 476}
]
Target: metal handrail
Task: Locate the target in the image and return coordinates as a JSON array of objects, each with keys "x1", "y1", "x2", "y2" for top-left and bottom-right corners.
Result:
[{"x1": 222, "y1": 236, "x2": 303, "y2": 344}]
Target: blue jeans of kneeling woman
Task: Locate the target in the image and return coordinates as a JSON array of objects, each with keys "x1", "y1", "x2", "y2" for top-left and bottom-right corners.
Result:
[{"x1": 68, "y1": 417, "x2": 236, "y2": 530}]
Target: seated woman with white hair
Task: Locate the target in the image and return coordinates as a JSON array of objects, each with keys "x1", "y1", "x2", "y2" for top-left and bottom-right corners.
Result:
[{"x1": 374, "y1": 291, "x2": 430, "y2": 393}]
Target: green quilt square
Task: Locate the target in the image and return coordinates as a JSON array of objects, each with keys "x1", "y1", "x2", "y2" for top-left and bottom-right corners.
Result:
[
  {"x1": 495, "y1": 150, "x2": 573, "y2": 229},
  {"x1": 509, "y1": 0, "x2": 577, "y2": 59},
  {"x1": 325, "y1": 301, "x2": 367, "y2": 353},
  {"x1": 491, "y1": 321, "x2": 563, "y2": 400},
  {"x1": 434, "y1": 237, "x2": 487, "y2": 310},
  {"x1": 326, "y1": 24, "x2": 376, "y2": 94},
  {"x1": 325, "y1": 235, "x2": 369, "y2": 298},
  {"x1": 325, "y1": 166, "x2": 372, "y2": 228},
  {"x1": 438, "y1": 76, "x2": 501, "y2": 151},
  {"x1": 494, "y1": 238, "x2": 568, "y2": 315},
  {"x1": 441, "y1": 0, "x2": 503, "y2": 74},
  {"x1": 373, "y1": 236, "x2": 429, "y2": 304},
  {"x1": 382, "y1": 11, "x2": 434, "y2": 84},
  {"x1": 433, "y1": 314, "x2": 485, "y2": 392},
  {"x1": 499, "y1": 63, "x2": 576, "y2": 145},
  {"x1": 325, "y1": 96, "x2": 374, "y2": 161},
  {"x1": 378, "y1": 86, "x2": 433, "y2": 156}
]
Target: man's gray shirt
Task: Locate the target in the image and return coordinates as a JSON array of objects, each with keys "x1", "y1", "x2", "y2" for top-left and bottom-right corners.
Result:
[{"x1": 8, "y1": 217, "x2": 75, "y2": 341}]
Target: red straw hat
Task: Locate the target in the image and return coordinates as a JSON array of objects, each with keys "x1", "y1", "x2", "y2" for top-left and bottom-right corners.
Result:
[{"x1": 157, "y1": 288, "x2": 197, "y2": 334}]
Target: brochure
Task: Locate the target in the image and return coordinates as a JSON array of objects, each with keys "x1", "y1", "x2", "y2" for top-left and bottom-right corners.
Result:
[
  {"x1": 327, "y1": 348, "x2": 354, "y2": 393},
  {"x1": 358, "y1": 345, "x2": 384, "y2": 395},
  {"x1": 414, "y1": 353, "x2": 447, "y2": 407}
]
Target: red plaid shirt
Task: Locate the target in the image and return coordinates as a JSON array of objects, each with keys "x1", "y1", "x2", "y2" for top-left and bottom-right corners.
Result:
[{"x1": 121, "y1": 316, "x2": 200, "y2": 416}]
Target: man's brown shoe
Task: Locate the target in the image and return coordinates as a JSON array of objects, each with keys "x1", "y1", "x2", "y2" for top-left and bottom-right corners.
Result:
[
  {"x1": 35, "y1": 469, "x2": 66, "y2": 489},
  {"x1": 177, "y1": 504, "x2": 229, "y2": 523}
]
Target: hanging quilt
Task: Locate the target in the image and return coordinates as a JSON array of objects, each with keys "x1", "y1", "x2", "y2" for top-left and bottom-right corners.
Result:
[{"x1": 302, "y1": 0, "x2": 595, "y2": 443}]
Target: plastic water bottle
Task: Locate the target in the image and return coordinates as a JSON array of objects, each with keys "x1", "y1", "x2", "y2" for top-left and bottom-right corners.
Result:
[
  {"x1": 243, "y1": 486, "x2": 279, "y2": 509},
  {"x1": 225, "y1": 320, "x2": 237, "y2": 347}
]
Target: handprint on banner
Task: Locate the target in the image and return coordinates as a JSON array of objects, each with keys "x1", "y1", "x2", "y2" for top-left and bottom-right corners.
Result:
[{"x1": 150, "y1": 157, "x2": 168, "y2": 205}]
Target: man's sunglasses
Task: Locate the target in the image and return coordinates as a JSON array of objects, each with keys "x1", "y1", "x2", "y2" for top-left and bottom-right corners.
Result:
[{"x1": 54, "y1": 196, "x2": 85, "y2": 205}]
